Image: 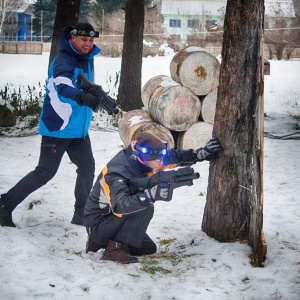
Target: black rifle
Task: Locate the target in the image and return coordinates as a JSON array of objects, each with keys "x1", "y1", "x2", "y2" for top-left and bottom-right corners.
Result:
[
  {"x1": 127, "y1": 166, "x2": 200, "y2": 201},
  {"x1": 77, "y1": 73, "x2": 119, "y2": 115}
]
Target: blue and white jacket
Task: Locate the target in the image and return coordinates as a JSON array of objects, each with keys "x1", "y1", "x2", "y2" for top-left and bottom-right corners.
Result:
[{"x1": 38, "y1": 29, "x2": 101, "y2": 138}]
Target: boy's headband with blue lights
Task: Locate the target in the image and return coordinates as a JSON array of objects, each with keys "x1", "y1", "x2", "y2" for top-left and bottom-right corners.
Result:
[{"x1": 134, "y1": 141, "x2": 167, "y2": 156}]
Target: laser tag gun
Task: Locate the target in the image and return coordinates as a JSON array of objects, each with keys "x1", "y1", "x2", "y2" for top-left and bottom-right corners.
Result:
[
  {"x1": 127, "y1": 166, "x2": 200, "y2": 201},
  {"x1": 77, "y1": 73, "x2": 119, "y2": 115}
]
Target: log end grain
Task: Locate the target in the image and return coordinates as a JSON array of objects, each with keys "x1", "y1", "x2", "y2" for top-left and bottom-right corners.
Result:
[
  {"x1": 149, "y1": 85, "x2": 201, "y2": 131},
  {"x1": 118, "y1": 109, "x2": 153, "y2": 146},
  {"x1": 201, "y1": 88, "x2": 218, "y2": 124},
  {"x1": 177, "y1": 121, "x2": 213, "y2": 150},
  {"x1": 118, "y1": 109, "x2": 175, "y2": 148},
  {"x1": 170, "y1": 46, "x2": 220, "y2": 96}
]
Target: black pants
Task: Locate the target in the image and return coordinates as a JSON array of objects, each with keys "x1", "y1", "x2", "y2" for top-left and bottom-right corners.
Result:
[
  {"x1": 2, "y1": 135, "x2": 95, "y2": 212},
  {"x1": 88, "y1": 205, "x2": 157, "y2": 256}
]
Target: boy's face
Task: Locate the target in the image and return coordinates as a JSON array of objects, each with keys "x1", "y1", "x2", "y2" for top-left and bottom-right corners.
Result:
[
  {"x1": 71, "y1": 35, "x2": 94, "y2": 54},
  {"x1": 143, "y1": 157, "x2": 163, "y2": 169}
]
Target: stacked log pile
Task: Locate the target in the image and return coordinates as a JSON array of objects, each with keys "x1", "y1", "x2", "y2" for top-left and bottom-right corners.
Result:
[
  {"x1": 118, "y1": 109, "x2": 175, "y2": 149},
  {"x1": 142, "y1": 75, "x2": 201, "y2": 131},
  {"x1": 118, "y1": 46, "x2": 221, "y2": 150}
]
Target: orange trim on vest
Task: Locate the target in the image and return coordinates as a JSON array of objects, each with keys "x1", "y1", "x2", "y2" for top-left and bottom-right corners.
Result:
[{"x1": 101, "y1": 166, "x2": 123, "y2": 218}]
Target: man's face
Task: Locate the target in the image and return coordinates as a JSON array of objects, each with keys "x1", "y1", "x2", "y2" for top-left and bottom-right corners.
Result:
[{"x1": 71, "y1": 35, "x2": 94, "y2": 54}]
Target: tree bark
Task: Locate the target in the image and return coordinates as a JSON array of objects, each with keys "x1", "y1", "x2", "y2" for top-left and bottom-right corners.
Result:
[
  {"x1": 117, "y1": 0, "x2": 144, "y2": 111},
  {"x1": 48, "y1": 0, "x2": 80, "y2": 66},
  {"x1": 202, "y1": 0, "x2": 265, "y2": 266}
]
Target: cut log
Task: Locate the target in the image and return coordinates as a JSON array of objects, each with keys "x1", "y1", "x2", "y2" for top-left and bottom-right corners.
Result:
[
  {"x1": 170, "y1": 46, "x2": 220, "y2": 96},
  {"x1": 118, "y1": 109, "x2": 174, "y2": 148},
  {"x1": 177, "y1": 121, "x2": 213, "y2": 150},
  {"x1": 142, "y1": 75, "x2": 201, "y2": 131},
  {"x1": 141, "y1": 75, "x2": 178, "y2": 110},
  {"x1": 200, "y1": 88, "x2": 218, "y2": 124}
]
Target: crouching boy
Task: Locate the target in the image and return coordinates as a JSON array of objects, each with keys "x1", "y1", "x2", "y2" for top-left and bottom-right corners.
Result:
[{"x1": 83, "y1": 131, "x2": 222, "y2": 264}]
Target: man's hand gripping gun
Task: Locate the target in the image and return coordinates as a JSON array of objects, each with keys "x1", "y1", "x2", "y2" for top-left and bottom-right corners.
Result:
[
  {"x1": 128, "y1": 166, "x2": 200, "y2": 201},
  {"x1": 77, "y1": 73, "x2": 119, "y2": 115}
]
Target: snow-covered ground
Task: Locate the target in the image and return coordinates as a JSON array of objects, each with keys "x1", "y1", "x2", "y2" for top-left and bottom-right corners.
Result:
[{"x1": 0, "y1": 52, "x2": 300, "y2": 300}]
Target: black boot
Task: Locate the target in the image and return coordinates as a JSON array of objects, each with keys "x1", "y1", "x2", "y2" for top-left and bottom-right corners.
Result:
[
  {"x1": 102, "y1": 240, "x2": 138, "y2": 264},
  {"x1": 0, "y1": 194, "x2": 16, "y2": 227},
  {"x1": 71, "y1": 208, "x2": 84, "y2": 226}
]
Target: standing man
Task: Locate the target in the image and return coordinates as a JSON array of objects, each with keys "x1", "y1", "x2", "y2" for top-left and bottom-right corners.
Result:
[{"x1": 0, "y1": 22, "x2": 114, "y2": 227}]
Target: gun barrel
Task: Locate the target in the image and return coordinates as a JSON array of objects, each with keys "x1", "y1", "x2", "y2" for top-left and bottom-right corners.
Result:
[
  {"x1": 128, "y1": 166, "x2": 200, "y2": 195},
  {"x1": 77, "y1": 74, "x2": 119, "y2": 115}
]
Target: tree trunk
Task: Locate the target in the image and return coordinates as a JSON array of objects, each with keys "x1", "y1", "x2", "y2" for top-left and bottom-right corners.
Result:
[
  {"x1": 117, "y1": 0, "x2": 145, "y2": 111},
  {"x1": 48, "y1": 0, "x2": 80, "y2": 66},
  {"x1": 202, "y1": 0, "x2": 265, "y2": 267}
]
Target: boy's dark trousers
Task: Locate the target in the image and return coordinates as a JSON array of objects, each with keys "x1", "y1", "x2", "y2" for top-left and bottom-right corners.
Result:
[{"x1": 88, "y1": 205, "x2": 157, "y2": 255}]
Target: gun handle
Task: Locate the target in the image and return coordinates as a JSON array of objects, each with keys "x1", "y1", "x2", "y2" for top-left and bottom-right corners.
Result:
[
  {"x1": 166, "y1": 185, "x2": 174, "y2": 201},
  {"x1": 77, "y1": 73, "x2": 92, "y2": 91}
]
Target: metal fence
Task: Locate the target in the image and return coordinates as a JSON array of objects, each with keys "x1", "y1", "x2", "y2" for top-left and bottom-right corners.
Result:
[{"x1": 1, "y1": 41, "x2": 300, "y2": 60}]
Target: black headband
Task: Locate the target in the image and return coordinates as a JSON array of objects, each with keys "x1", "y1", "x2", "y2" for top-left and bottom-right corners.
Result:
[{"x1": 69, "y1": 28, "x2": 99, "y2": 38}]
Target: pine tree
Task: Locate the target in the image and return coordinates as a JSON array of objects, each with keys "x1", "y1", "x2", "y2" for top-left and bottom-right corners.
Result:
[{"x1": 32, "y1": 0, "x2": 92, "y2": 42}]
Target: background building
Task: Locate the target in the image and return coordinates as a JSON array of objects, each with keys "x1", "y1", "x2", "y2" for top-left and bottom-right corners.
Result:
[
  {"x1": 160, "y1": 0, "x2": 295, "y2": 43},
  {"x1": 1, "y1": 3, "x2": 33, "y2": 41}
]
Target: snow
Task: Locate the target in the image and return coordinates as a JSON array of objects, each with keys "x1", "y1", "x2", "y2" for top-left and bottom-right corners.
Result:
[
  {"x1": 160, "y1": 76, "x2": 180, "y2": 87},
  {"x1": 127, "y1": 115, "x2": 147, "y2": 127},
  {"x1": 185, "y1": 46, "x2": 205, "y2": 53},
  {"x1": 0, "y1": 52, "x2": 300, "y2": 300}
]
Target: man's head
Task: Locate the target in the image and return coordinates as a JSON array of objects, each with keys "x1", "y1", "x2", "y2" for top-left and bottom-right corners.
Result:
[
  {"x1": 134, "y1": 132, "x2": 167, "y2": 168},
  {"x1": 69, "y1": 22, "x2": 99, "y2": 54}
]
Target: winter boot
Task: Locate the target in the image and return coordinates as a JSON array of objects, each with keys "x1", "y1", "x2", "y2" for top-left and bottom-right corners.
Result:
[
  {"x1": 71, "y1": 208, "x2": 84, "y2": 226},
  {"x1": 102, "y1": 240, "x2": 138, "y2": 264},
  {"x1": 86, "y1": 236, "x2": 106, "y2": 253},
  {"x1": 0, "y1": 194, "x2": 16, "y2": 227}
]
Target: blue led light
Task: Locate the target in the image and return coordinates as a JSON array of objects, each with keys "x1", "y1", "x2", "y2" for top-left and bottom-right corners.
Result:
[
  {"x1": 140, "y1": 147, "x2": 147, "y2": 154},
  {"x1": 135, "y1": 141, "x2": 168, "y2": 157}
]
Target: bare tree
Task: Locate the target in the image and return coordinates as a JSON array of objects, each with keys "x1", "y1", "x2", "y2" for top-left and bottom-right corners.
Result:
[
  {"x1": 292, "y1": 0, "x2": 300, "y2": 17},
  {"x1": 117, "y1": 0, "x2": 145, "y2": 111},
  {"x1": 49, "y1": 0, "x2": 80, "y2": 66},
  {"x1": 264, "y1": 2, "x2": 297, "y2": 60},
  {"x1": 0, "y1": 0, "x2": 25, "y2": 37},
  {"x1": 292, "y1": 0, "x2": 300, "y2": 46},
  {"x1": 202, "y1": 0, "x2": 265, "y2": 267}
]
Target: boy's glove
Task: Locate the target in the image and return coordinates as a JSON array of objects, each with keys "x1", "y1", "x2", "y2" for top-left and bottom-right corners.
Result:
[
  {"x1": 196, "y1": 138, "x2": 223, "y2": 161},
  {"x1": 75, "y1": 91, "x2": 101, "y2": 111},
  {"x1": 144, "y1": 183, "x2": 171, "y2": 203}
]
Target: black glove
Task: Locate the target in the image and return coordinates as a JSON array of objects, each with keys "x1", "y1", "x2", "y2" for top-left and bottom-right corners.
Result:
[
  {"x1": 87, "y1": 84, "x2": 106, "y2": 98},
  {"x1": 196, "y1": 138, "x2": 223, "y2": 161},
  {"x1": 75, "y1": 91, "x2": 100, "y2": 111},
  {"x1": 87, "y1": 85, "x2": 118, "y2": 115},
  {"x1": 144, "y1": 183, "x2": 171, "y2": 202}
]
